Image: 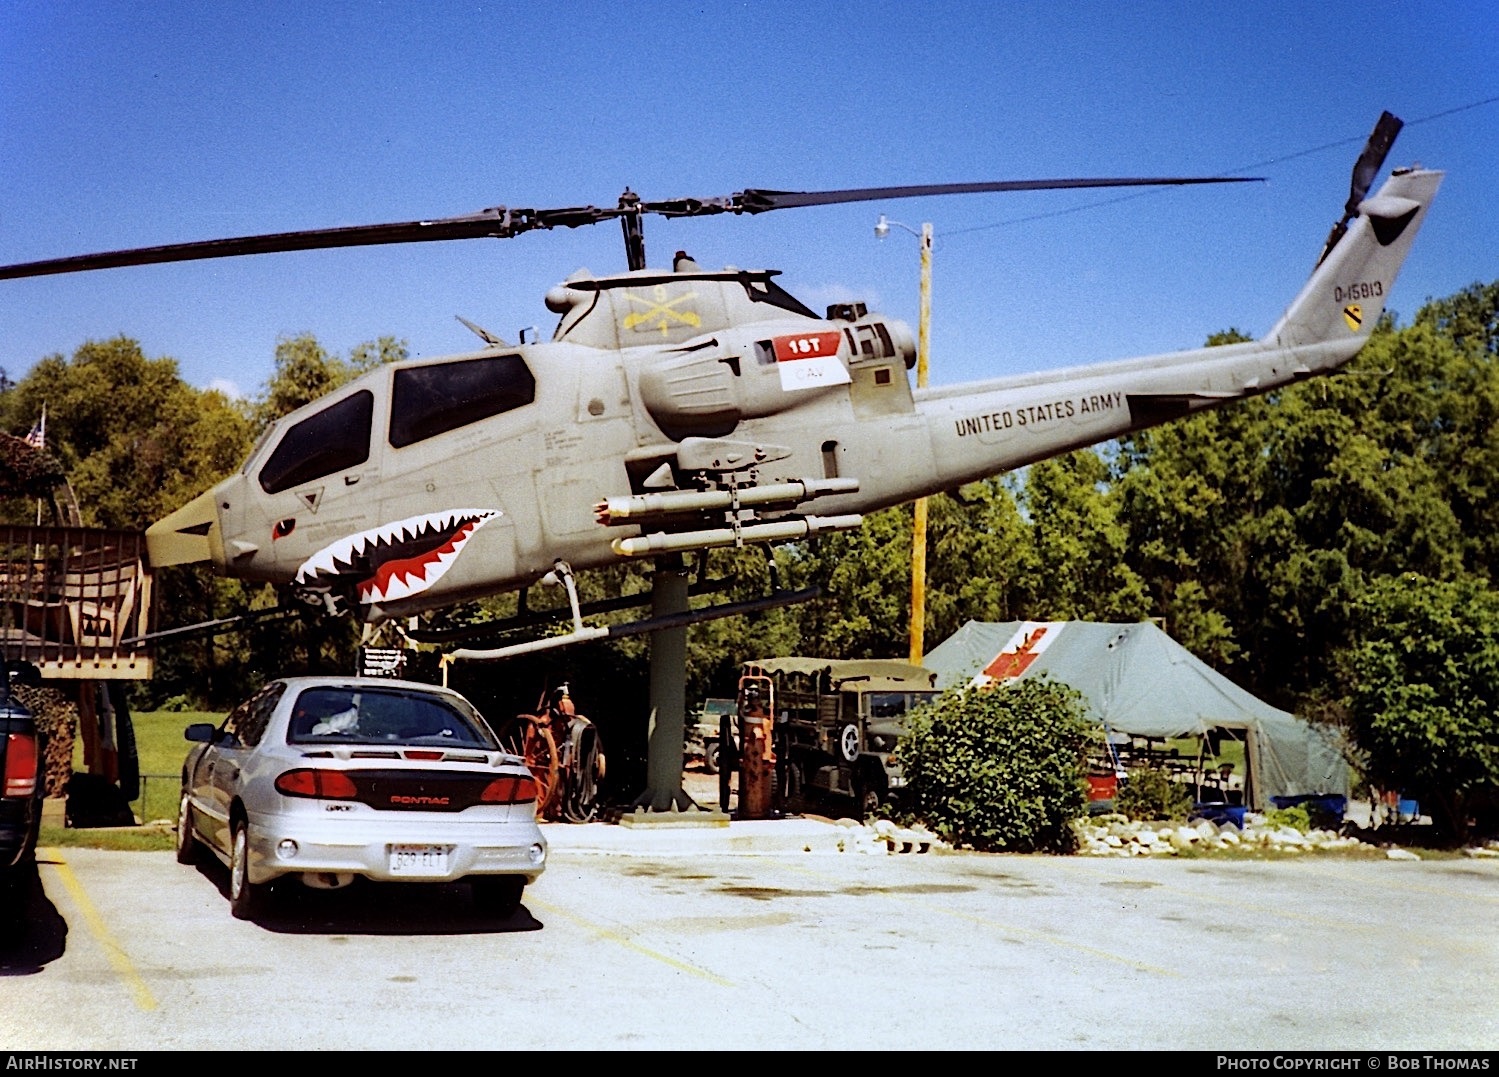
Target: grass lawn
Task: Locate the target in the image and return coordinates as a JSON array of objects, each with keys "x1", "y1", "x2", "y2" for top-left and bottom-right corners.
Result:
[{"x1": 41, "y1": 709, "x2": 224, "y2": 853}]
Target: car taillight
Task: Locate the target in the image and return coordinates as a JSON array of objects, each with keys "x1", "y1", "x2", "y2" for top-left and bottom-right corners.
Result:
[
  {"x1": 275, "y1": 768, "x2": 358, "y2": 799},
  {"x1": 3, "y1": 733, "x2": 38, "y2": 797},
  {"x1": 480, "y1": 774, "x2": 538, "y2": 804}
]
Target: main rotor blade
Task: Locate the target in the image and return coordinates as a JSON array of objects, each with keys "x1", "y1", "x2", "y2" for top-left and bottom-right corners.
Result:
[
  {"x1": 0, "y1": 174, "x2": 1261, "y2": 281},
  {"x1": 0, "y1": 203, "x2": 626, "y2": 280},
  {"x1": 722, "y1": 176, "x2": 1263, "y2": 214}
]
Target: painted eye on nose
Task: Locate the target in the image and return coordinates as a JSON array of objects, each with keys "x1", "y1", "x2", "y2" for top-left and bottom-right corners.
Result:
[{"x1": 273, "y1": 518, "x2": 296, "y2": 539}]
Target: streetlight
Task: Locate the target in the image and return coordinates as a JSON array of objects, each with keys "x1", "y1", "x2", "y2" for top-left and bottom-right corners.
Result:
[{"x1": 875, "y1": 215, "x2": 933, "y2": 666}]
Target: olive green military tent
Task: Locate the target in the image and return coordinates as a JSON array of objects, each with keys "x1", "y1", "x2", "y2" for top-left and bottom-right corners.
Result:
[{"x1": 922, "y1": 620, "x2": 1351, "y2": 810}]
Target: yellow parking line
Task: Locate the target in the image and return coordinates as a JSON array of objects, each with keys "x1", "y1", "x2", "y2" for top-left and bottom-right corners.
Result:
[
  {"x1": 40, "y1": 848, "x2": 159, "y2": 1012},
  {"x1": 527, "y1": 895, "x2": 735, "y2": 986}
]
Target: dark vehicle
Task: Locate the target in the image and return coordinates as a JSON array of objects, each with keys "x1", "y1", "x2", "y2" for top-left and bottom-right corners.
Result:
[{"x1": 0, "y1": 667, "x2": 44, "y2": 915}]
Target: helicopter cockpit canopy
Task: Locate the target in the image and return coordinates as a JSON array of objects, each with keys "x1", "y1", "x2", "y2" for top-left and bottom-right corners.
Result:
[{"x1": 545, "y1": 254, "x2": 820, "y2": 350}]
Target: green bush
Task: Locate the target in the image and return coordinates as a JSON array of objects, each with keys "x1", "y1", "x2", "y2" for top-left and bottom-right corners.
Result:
[
  {"x1": 1116, "y1": 765, "x2": 1193, "y2": 823},
  {"x1": 898, "y1": 676, "x2": 1093, "y2": 854},
  {"x1": 1263, "y1": 805, "x2": 1312, "y2": 834}
]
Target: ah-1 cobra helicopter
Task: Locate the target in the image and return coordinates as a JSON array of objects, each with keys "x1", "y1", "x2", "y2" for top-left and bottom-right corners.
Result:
[{"x1": 0, "y1": 112, "x2": 1439, "y2": 807}]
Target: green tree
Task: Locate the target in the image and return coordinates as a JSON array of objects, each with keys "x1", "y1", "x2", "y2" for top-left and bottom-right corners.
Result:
[
  {"x1": 1413, "y1": 280, "x2": 1499, "y2": 357},
  {"x1": 923, "y1": 480, "x2": 1033, "y2": 647},
  {"x1": 1, "y1": 337, "x2": 253, "y2": 530},
  {"x1": 1114, "y1": 318, "x2": 1474, "y2": 714},
  {"x1": 251, "y1": 332, "x2": 407, "y2": 429},
  {"x1": 1342, "y1": 573, "x2": 1499, "y2": 839},
  {"x1": 781, "y1": 506, "x2": 914, "y2": 659},
  {"x1": 1013, "y1": 449, "x2": 1149, "y2": 621}
]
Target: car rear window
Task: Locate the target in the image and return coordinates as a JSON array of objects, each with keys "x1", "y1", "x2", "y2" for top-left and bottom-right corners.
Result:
[{"x1": 286, "y1": 686, "x2": 496, "y2": 748}]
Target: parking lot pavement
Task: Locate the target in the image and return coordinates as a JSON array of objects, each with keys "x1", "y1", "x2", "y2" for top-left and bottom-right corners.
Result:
[{"x1": 541, "y1": 813, "x2": 857, "y2": 855}]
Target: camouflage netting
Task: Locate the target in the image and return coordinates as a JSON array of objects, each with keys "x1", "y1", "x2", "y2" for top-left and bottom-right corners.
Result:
[{"x1": 12, "y1": 682, "x2": 77, "y2": 799}]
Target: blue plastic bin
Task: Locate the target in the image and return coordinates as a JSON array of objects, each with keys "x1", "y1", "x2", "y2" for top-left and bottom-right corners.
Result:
[
  {"x1": 1190, "y1": 803, "x2": 1246, "y2": 829},
  {"x1": 1270, "y1": 794, "x2": 1347, "y2": 824}
]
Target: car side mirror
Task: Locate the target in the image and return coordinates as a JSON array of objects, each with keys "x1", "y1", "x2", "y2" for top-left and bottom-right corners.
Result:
[{"x1": 184, "y1": 723, "x2": 217, "y2": 743}]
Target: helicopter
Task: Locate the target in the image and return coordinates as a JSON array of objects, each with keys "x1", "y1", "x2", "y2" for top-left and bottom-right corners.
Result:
[{"x1": 0, "y1": 113, "x2": 1438, "y2": 796}]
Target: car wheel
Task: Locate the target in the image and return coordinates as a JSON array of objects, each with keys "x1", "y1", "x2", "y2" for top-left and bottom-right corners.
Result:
[
  {"x1": 174, "y1": 791, "x2": 198, "y2": 865},
  {"x1": 472, "y1": 875, "x2": 525, "y2": 918},
  {"x1": 228, "y1": 822, "x2": 266, "y2": 920},
  {"x1": 0, "y1": 862, "x2": 32, "y2": 940},
  {"x1": 703, "y1": 740, "x2": 720, "y2": 775}
]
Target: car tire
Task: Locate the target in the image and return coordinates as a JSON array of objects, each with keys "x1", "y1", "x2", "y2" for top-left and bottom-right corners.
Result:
[
  {"x1": 472, "y1": 875, "x2": 525, "y2": 918},
  {"x1": 228, "y1": 822, "x2": 266, "y2": 921},
  {"x1": 703, "y1": 740, "x2": 720, "y2": 775},
  {"x1": 174, "y1": 791, "x2": 198, "y2": 866},
  {"x1": 0, "y1": 864, "x2": 29, "y2": 941}
]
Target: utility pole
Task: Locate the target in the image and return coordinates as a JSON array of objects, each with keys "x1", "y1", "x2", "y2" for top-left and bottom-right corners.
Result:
[{"x1": 876, "y1": 215, "x2": 933, "y2": 665}]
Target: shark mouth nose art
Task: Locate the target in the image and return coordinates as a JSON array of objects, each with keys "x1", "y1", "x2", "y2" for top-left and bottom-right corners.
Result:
[{"x1": 295, "y1": 509, "x2": 499, "y2": 606}]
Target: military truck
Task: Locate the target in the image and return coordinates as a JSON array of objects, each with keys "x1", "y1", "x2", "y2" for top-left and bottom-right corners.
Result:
[
  {"x1": 737, "y1": 657, "x2": 939, "y2": 818},
  {"x1": 688, "y1": 697, "x2": 736, "y2": 774}
]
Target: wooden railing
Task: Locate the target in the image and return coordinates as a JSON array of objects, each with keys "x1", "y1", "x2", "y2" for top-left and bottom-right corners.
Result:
[{"x1": 0, "y1": 526, "x2": 154, "y2": 679}]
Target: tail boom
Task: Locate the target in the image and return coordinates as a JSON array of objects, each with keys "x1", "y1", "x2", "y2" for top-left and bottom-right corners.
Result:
[{"x1": 896, "y1": 166, "x2": 1443, "y2": 501}]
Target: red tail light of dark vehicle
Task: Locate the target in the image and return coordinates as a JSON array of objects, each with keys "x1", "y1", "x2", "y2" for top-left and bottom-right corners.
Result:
[
  {"x1": 3, "y1": 732, "x2": 38, "y2": 798},
  {"x1": 480, "y1": 774, "x2": 538, "y2": 804},
  {"x1": 275, "y1": 768, "x2": 359, "y2": 799}
]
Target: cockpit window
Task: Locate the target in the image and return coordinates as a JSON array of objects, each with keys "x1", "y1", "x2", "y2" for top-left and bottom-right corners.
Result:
[
  {"x1": 389, "y1": 354, "x2": 536, "y2": 448},
  {"x1": 259, "y1": 390, "x2": 374, "y2": 494}
]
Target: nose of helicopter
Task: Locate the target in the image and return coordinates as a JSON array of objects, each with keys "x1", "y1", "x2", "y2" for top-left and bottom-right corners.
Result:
[{"x1": 145, "y1": 485, "x2": 223, "y2": 567}]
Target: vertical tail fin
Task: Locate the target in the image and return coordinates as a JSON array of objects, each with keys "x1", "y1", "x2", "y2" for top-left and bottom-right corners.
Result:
[{"x1": 1268, "y1": 165, "x2": 1443, "y2": 348}]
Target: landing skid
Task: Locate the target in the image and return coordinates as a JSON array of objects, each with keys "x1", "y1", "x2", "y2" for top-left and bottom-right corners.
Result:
[{"x1": 439, "y1": 561, "x2": 816, "y2": 665}]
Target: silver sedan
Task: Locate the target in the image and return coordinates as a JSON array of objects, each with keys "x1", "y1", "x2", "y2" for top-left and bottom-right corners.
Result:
[{"x1": 176, "y1": 675, "x2": 547, "y2": 920}]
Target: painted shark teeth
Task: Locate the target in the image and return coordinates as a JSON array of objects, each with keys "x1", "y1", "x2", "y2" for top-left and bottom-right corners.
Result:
[{"x1": 294, "y1": 508, "x2": 499, "y2": 606}]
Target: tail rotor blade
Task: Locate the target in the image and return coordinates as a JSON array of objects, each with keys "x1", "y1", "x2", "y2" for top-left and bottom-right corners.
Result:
[
  {"x1": 1348, "y1": 110, "x2": 1405, "y2": 211},
  {"x1": 1318, "y1": 110, "x2": 1404, "y2": 266}
]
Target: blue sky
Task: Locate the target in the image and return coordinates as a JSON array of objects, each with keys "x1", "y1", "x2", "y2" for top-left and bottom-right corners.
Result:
[{"x1": 2, "y1": 2, "x2": 1495, "y2": 405}]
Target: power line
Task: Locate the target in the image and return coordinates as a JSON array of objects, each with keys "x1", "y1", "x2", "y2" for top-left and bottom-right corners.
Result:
[{"x1": 942, "y1": 95, "x2": 1499, "y2": 241}]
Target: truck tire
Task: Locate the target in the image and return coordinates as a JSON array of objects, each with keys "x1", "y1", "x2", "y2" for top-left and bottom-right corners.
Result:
[
  {"x1": 838, "y1": 723, "x2": 860, "y2": 764},
  {"x1": 718, "y1": 715, "x2": 736, "y2": 812}
]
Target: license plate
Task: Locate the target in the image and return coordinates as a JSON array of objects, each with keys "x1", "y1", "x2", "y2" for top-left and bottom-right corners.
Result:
[{"x1": 389, "y1": 844, "x2": 450, "y2": 876}]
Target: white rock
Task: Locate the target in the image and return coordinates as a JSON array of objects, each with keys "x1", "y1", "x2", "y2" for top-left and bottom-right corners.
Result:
[{"x1": 1385, "y1": 847, "x2": 1421, "y2": 860}]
